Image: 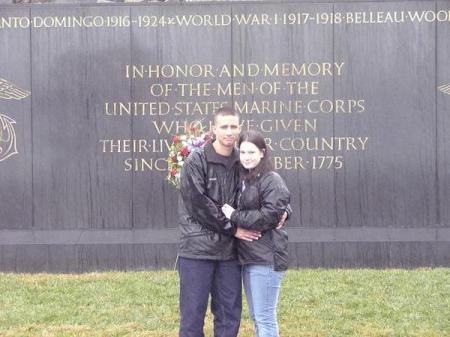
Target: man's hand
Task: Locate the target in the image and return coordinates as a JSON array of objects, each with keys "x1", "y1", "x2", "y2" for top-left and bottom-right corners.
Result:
[
  {"x1": 276, "y1": 211, "x2": 288, "y2": 229},
  {"x1": 234, "y1": 227, "x2": 261, "y2": 242},
  {"x1": 221, "y1": 203, "x2": 235, "y2": 220}
]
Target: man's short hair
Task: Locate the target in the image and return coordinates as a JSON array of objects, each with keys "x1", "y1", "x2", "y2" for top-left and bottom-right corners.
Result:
[{"x1": 212, "y1": 106, "x2": 239, "y2": 124}]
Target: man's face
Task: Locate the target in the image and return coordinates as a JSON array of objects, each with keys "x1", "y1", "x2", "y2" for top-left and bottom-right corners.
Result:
[{"x1": 212, "y1": 114, "x2": 240, "y2": 149}]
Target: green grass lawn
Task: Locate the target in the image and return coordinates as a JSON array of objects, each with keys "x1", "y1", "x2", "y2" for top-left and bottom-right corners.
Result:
[{"x1": 0, "y1": 269, "x2": 449, "y2": 337}]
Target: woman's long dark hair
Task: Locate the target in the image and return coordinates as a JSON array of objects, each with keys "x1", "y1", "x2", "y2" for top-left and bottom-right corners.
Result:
[{"x1": 237, "y1": 130, "x2": 273, "y2": 181}]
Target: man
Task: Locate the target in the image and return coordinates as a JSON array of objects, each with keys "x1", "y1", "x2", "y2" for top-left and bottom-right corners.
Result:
[{"x1": 178, "y1": 106, "x2": 260, "y2": 337}]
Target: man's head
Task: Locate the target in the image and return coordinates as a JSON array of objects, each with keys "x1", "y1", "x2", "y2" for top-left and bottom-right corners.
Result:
[{"x1": 211, "y1": 106, "x2": 240, "y2": 155}]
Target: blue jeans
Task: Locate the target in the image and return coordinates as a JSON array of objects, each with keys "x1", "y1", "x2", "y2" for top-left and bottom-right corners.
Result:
[
  {"x1": 178, "y1": 257, "x2": 242, "y2": 337},
  {"x1": 243, "y1": 264, "x2": 285, "y2": 337}
]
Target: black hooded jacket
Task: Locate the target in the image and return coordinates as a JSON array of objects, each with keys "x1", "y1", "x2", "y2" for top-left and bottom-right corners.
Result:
[
  {"x1": 230, "y1": 171, "x2": 290, "y2": 271},
  {"x1": 178, "y1": 142, "x2": 240, "y2": 260}
]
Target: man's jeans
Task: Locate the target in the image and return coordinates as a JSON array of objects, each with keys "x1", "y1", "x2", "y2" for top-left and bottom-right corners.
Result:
[
  {"x1": 178, "y1": 257, "x2": 242, "y2": 337},
  {"x1": 243, "y1": 264, "x2": 285, "y2": 337}
]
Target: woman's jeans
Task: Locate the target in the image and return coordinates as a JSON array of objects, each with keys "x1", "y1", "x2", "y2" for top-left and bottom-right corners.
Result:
[{"x1": 243, "y1": 264, "x2": 285, "y2": 337}]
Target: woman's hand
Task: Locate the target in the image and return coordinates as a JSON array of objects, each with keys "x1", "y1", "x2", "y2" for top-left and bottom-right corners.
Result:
[{"x1": 221, "y1": 203, "x2": 235, "y2": 219}]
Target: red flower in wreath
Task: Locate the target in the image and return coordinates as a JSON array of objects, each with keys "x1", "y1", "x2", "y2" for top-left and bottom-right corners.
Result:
[
  {"x1": 169, "y1": 168, "x2": 178, "y2": 177},
  {"x1": 180, "y1": 146, "x2": 190, "y2": 157}
]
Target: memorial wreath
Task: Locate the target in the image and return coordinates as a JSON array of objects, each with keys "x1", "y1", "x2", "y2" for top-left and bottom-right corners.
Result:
[{"x1": 166, "y1": 122, "x2": 211, "y2": 189}]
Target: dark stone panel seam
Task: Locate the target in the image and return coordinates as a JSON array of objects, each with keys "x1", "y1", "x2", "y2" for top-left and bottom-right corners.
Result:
[
  {"x1": 435, "y1": 0, "x2": 441, "y2": 230},
  {"x1": 1, "y1": 227, "x2": 450, "y2": 245}
]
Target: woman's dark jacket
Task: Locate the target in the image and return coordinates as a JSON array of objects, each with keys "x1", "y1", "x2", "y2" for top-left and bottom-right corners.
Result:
[
  {"x1": 178, "y1": 142, "x2": 240, "y2": 260},
  {"x1": 230, "y1": 171, "x2": 290, "y2": 271}
]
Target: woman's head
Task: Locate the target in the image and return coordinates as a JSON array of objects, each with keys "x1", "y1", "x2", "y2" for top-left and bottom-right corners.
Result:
[{"x1": 237, "y1": 130, "x2": 273, "y2": 180}]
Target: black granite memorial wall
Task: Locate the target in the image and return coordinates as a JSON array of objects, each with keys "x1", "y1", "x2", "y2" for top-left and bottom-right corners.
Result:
[{"x1": 0, "y1": 0, "x2": 449, "y2": 272}]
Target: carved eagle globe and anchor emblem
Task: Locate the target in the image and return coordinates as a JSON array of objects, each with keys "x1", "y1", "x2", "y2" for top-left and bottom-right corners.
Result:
[
  {"x1": 438, "y1": 83, "x2": 450, "y2": 95},
  {"x1": 0, "y1": 77, "x2": 30, "y2": 162}
]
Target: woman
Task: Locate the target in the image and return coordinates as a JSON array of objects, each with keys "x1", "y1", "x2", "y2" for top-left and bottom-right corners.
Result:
[{"x1": 222, "y1": 130, "x2": 290, "y2": 337}]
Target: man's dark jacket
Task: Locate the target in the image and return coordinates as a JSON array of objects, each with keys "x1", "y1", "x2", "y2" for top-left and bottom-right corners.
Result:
[{"x1": 178, "y1": 142, "x2": 240, "y2": 260}]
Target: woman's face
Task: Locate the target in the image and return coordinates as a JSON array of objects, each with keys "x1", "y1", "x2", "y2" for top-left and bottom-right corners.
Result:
[{"x1": 239, "y1": 141, "x2": 264, "y2": 169}]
